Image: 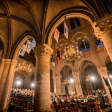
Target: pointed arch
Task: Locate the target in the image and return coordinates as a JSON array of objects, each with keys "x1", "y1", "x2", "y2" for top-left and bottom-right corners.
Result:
[{"x1": 45, "y1": 7, "x2": 95, "y2": 46}]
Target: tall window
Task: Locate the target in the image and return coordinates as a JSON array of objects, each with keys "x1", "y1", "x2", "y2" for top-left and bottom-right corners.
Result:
[
  {"x1": 94, "y1": 36, "x2": 103, "y2": 48},
  {"x1": 78, "y1": 38, "x2": 90, "y2": 52}
]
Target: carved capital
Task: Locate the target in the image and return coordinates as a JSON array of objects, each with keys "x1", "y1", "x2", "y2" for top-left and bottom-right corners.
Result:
[
  {"x1": 35, "y1": 44, "x2": 53, "y2": 57},
  {"x1": 95, "y1": 16, "x2": 112, "y2": 38},
  {"x1": 96, "y1": 16, "x2": 112, "y2": 31}
]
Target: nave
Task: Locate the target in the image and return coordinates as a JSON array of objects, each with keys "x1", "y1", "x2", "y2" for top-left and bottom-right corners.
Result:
[{"x1": 0, "y1": 0, "x2": 112, "y2": 112}]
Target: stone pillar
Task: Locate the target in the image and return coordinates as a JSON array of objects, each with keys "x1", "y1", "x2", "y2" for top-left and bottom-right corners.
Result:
[
  {"x1": 98, "y1": 66, "x2": 112, "y2": 105},
  {"x1": 56, "y1": 74, "x2": 61, "y2": 95},
  {"x1": 95, "y1": 16, "x2": 112, "y2": 61},
  {"x1": 34, "y1": 44, "x2": 53, "y2": 112},
  {"x1": 73, "y1": 71, "x2": 83, "y2": 97},
  {"x1": 51, "y1": 65, "x2": 56, "y2": 94},
  {"x1": 0, "y1": 59, "x2": 17, "y2": 112},
  {"x1": 54, "y1": 63, "x2": 61, "y2": 95},
  {"x1": 24, "y1": 75, "x2": 31, "y2": 89},
  {"x1": 0, "y1": 59, "x2": 5, "y2": 80}
]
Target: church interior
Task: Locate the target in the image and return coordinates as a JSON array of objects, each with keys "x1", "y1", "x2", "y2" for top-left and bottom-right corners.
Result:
[{"x1": 0, "y1": 0, "x2": 112, "y2": 112}]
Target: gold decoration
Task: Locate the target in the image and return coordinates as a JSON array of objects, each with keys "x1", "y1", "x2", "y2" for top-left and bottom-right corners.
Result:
[{"x1": 16, "y1": 62, "x2": 32, "y2": 73}]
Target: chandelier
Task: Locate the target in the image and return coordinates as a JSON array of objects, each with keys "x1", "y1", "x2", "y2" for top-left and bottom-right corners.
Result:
[
  {"x1": 15, "y1": 62, "x2": 32, "y2": 73},
  {"x1": 61, "y1": 41, "x2": 82, "y2": 61},
  {"x1": 53, "y1": 41, "x2": 82, "y2": 64}
]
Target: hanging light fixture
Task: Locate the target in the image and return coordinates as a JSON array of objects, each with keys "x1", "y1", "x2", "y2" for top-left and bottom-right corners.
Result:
[{"x1": 15, "y1": 62, "x2": 32, "y2": 73}]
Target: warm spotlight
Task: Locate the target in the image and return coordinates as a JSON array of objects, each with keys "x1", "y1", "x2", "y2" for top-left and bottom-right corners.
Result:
[
  {"x1": 30, "y1": 82, "x2": 35, "y2": 88},
  {"x1": 109, "y1": 75, "x2": 112, "y2": 79},
  {"x1": 91, "y1": 76, "x2": 96, "y2": 82},
  {"x1": 70, "y1": 78, "x2": 74, "y2": 84},
  {"x1": 16, "y1": 80, "x2": 22, "y2": 87}
]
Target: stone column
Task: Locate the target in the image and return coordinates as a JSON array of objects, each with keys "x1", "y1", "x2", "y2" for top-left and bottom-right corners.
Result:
[
  {"x1": 98, "y1": 66, "x2": 112, "y2": 105},
  {"x1": 73, "y1": 71, "x2": 83, "y2": 97},
  {"x1": 95, "y1": 16, "x2": 112, "y2": 61},
  {"x1": 24, "y1": 75, "x2": 31, "y2": 89},
  {"x1": 51, "y1": 65, "x2": 56, "y2": 94},
  {"x1": 55, "y1": 73, "x2": 61, "y2": 95},
  {"x1": 54, "y1": 63, "x2": 61, "y2": 95},
  {"x1": 34, "y1": 44, "x2": 53, "y2": 112},
  {"x1": 0, "y1": 59, "x2": 5, "y2": 80},
  {"x1": 0, "y1": 59, "x2": 17, "y2": 112}
]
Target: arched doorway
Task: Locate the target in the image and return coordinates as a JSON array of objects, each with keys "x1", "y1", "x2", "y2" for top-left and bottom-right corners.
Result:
[
  {"x1": 60, "y1": 66, "x2": 75, "y2": 96},
  {"x1": 80, "y1": 61, "x2": 105, "y2": 96}
]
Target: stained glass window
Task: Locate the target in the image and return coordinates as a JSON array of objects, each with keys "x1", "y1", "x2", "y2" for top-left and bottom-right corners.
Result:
[{"x1": 19, "y1": 38, "x2": 36, "y2": 57}]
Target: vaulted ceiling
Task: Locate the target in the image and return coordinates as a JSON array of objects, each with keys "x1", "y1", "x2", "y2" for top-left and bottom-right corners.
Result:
[{"x1": 0, "y1": 0, "x2": 111, "y2": 59}]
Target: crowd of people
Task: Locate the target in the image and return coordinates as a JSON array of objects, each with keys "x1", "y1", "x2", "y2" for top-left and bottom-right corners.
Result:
[
  {"x1": 8, "y1": 89, "x2": 111, "y2": 112},
  {"x1": 11, "y1": 88, "x2": 34, "y2": 97},
  {"x1": 51, "y1": 90, "x2": 111, "y2": 112},
  {"x1": 8, "y1": 88, "x2": 34, "y2": 112}
]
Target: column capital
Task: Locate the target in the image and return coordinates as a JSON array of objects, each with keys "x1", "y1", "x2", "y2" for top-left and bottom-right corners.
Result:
[
  {"x1": 35, "y1": 44, "x2": 53, "y2": 57},
  {"x1": 96, "y1": 16, "x2": 112, "y2": 31},
  {"x1": 95, "y1": 16, "x2": 112, "y2": 38}
]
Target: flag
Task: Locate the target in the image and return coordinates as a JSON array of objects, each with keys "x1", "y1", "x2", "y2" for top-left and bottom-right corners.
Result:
[
  {"x1": 26, "y1": 46, "x2": 31, "y2": 54},
  {"x1": 26, "y1": 40, "x2": 32, "y2": 54},
  {"x1": 64, "y1": 22, "x2": 68, "y2": 39},
  {"x1": 19, "y1": 49, "x2": 25, "y2": 56},
  {"x1": 30, "y1": 39, "x2": 36, "y2": 49},
  {"x1": 54, "y1": 28, "x2": 60, "y2": 43},
  {"x1": 19, "y1": 44, "x2": 27, "y2": 56}
]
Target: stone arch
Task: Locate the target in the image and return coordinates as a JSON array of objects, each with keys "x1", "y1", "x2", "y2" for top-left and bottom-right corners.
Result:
[
  {"x1": 72, "y1": 32, "x2": 88, "y2": 41},
  {"x1": 11, "y1": 33, "x2": 37, "y2": 91},
  {"x1": 45, "y1": 7, "x2": 95, "y2": 46},
  {"x1": 60, "y1": 64, "x2": 73, "y2": 74},
  {"x1": 12, "y1": 31, "x2": 36, "y2": 59},
  {"x1": 80, "y1": 60, "x2": 105, "y2": 96}
]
